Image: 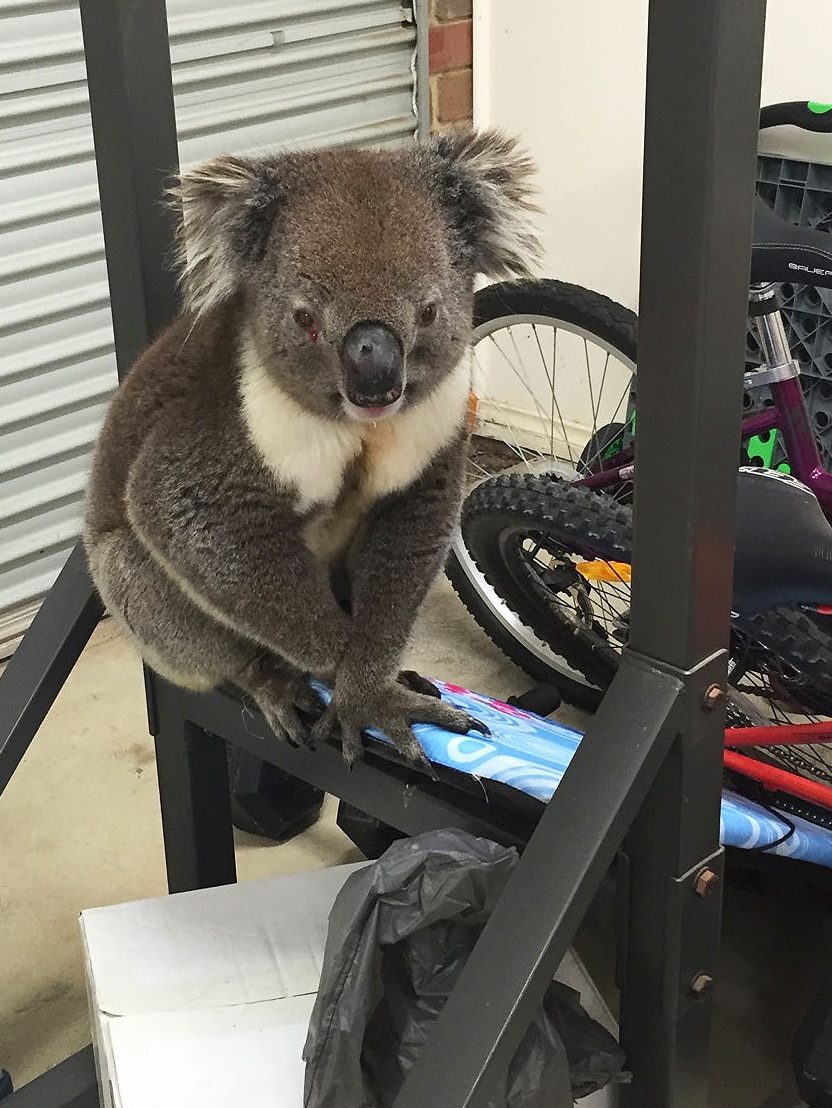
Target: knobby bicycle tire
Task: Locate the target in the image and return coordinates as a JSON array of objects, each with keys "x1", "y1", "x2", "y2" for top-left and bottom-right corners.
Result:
[{"x1": 473, "y1": 278, "x2": 638, "y2": 353}]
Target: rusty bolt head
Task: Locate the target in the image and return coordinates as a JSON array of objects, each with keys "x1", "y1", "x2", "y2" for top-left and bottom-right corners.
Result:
[
  {"x1": 690, "y1": 973, "x2": 714, "y2": 999},
  {"x1": 703, "y1": 684, "x2": 725, "y2": 710},
  {"x1": 694, "y1": 867, "x2": 720, "y2": 897}
]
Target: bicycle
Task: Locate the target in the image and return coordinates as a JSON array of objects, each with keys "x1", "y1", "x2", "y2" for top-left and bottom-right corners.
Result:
[{"x1": 448, "y1": 101, "x2": 832, "y2": 800}]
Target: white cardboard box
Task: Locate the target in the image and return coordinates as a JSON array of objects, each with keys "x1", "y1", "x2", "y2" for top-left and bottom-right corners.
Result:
[
  {"x1": 81, "y1": 862, "x2": 618, "y2": 1108},
  {"x1": 81, "y1": 864, "x2": 368, "y2": 1108}
]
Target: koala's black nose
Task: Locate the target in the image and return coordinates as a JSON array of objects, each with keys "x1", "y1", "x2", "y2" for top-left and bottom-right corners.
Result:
[{"x1": 341, "y1": 322, "x2": 404, "y2": 409}]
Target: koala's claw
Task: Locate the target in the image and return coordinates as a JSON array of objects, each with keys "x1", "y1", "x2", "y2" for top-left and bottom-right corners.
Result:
[
  {"x1": 466, "y1": 715, "x2": 491, "y2": 737},
  {"x1": 397, "y1": 670, "x2": 441, "y2": 699},
  {"x1": 310, "y1": 710, "x2": 370, "y2": 770},
  {"x1": 309, "y1": 702, "x2": 339, "y2": 748},
  {"x1": 258, "y1": 700, "x2": 314, "y2": 749}
]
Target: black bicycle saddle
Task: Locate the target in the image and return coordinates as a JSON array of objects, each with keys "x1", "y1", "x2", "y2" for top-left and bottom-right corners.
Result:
[
  {"x1": 751, "y1": 197, "x2": 832, "y2": 287},
  {"x1": 732, "y1": 467, "x2": 832, "y2": 615},
  {"x1": 751, "y1": 101, "x2": 832, "y2": 288}
]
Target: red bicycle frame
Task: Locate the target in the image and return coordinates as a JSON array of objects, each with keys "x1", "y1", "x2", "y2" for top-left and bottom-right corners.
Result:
[{"x1": 724, "y1": 719, "x2": 832, "y2": 809}]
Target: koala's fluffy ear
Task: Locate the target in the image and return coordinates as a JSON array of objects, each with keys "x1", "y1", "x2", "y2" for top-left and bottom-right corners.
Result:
[
  {"x1": 169, "y1": 155, "x2": 284, "y2": 315},
  {"x1": 426, "y1": 130, "x2": 541, "y2": 278}
]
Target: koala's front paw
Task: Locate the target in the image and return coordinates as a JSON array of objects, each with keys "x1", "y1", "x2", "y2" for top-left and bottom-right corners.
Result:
[{"x1": 311, "y1": 680, "x2": 489, "y2": 767}]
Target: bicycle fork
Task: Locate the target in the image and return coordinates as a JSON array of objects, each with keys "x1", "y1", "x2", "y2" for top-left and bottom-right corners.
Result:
[{"x1": 745, "y1": 282, "x2": 826, "y2": 483}]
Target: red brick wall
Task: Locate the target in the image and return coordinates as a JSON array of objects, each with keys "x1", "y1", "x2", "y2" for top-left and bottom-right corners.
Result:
[{"x1": 428, "y1": 0, "x2": 473, "y2": 131}]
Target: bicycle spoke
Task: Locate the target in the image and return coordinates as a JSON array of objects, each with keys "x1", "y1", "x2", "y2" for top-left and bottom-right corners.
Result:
[
  {"x1": 505, "y1": 328, "x2": 551, "y2": 422},
  {"x1": 466, "y1": 456, "x2": 494, "y2": 481},
  {"x1": 458, "y1": 291, "x2": 642, "y2": 701},
  {"x1": 596, "y1": 351, "x2": 611, "y2": 422},
  {"x1": 529, "y1": 323, "x2": 556, "y2": 395},
  {"x1": 525, "y1": 538, "x2": 543, "y2": 561},
  {"x1": 726, "y1": 636, "x2": 832, "y2": 784},
  {"x1": 609, "y1": 377, "x2": 632, "y2": 425},
  {"x1": 550, "y1": 327, "x2": 574, "y2": 463},
  {"x1": 524, "y1": 548, "x2": 631, "y2": 638},
  {"x1": 585, "y1": 338, "x2": 597, "y2": 439},
  {"x1": 482, "y1": 331, "x2": 553, "y2": 455},
  {"x1": 586, "y1": 585, "x2": 628, "y2": 628},
  {"x1": 530, "y1": 325, "x2": 557, "y2": 459}
]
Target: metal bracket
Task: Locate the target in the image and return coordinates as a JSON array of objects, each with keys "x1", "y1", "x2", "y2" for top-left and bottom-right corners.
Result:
[
  {"x1": 616, "y1": 845, "x2": 724, "y2": 998},
  {"x1": 749, "y1": 282, "x2": 778, "y2": 303},
  {"x1": 648, "y1": 844, "x2": 726, "y2": 1034},
  {"x1": 744, "y1": 360, "x2": 801, "y2": 387},
  {"x1": 625, "y1": 646, "x2": 728, "y2": 750},
  {"x1": 673, "y1": 846, "x2": 725, "y2": 1002}
]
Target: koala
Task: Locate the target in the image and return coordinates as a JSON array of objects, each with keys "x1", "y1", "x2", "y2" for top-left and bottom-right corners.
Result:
[{"x1": 83, "y1": 130, "x2": 540, "y2": 765}]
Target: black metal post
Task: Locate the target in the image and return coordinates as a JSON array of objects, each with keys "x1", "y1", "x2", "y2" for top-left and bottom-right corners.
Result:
[
  {"x1": 78, "y1": 0, "x2": 180, "y2": 376},
  {"x1": 619, "y1": 2, "x2": 767, "y2": 1105},
  {"x1": 151, "y1": 719, "x2": 238, "y2": 893},
  {"x1": 627, "y1": 0, "x2": 766, "y2": 667},
  {"x1": 394, "y1": 2, "x2": 766, "y2": 1107},
  {"x1": 391, "y1": 657, "x2": 693, "y2": 1108}
]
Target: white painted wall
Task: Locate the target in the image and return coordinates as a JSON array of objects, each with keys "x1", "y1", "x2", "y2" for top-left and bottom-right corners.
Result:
[
  {"x1": 471, "y1": 0, "x2": 832, "y2": 455},
  {"x1": 475, "y1": 0, "x2": 832, "y2": 310}
]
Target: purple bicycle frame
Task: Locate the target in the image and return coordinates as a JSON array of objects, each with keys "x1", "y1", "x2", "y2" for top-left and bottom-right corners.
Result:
[{"x1": 577, "y1": 373, "x2": 832, "y2": 518}]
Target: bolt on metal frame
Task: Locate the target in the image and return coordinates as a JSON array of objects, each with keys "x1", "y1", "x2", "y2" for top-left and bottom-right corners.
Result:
[{"x1": 0, "y1": 0, "x2": 768, "y2": 1105}]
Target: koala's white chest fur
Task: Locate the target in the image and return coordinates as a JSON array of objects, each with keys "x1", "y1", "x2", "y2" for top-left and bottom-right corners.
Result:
[{"x1": 239, "y1": 340, "x2": 470, "y2": 559}]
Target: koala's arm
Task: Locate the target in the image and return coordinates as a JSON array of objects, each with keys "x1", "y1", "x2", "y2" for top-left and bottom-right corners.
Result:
[
  {"x1": 312, "y1": 432, "x2": 485, "y2": 762},
  {"x1": 340, "y1": 434, "x2": 467, "y2": 688},
  {"x1": 124, "y1": 425, "x2": 350, "y2": 676}
]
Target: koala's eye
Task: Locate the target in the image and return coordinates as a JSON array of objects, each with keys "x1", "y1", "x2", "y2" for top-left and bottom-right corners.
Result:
[
  {"x1": 293, "y1": 308, "x2": 315, "y2": 331},
  {"x1": 418, "y1": 302, "x2": 437, "y2": 327}
]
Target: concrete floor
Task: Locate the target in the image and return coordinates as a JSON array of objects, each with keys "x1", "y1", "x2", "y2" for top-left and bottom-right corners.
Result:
[{"x1": 0, "y1": 575, "x2": 829, "y2": 1104}]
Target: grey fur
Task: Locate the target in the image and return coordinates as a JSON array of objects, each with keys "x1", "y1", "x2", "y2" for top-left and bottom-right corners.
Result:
[{"x1": 84, "y1": 132, "x2": 539, "y2": 764}]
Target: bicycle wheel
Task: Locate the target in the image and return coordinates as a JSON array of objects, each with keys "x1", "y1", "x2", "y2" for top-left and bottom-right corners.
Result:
[
  {"x1": 458, "y1": 471, "x2": 832, "y2": 786},
  {"x1": 449, "y1": 280, "x2": 637, "y2": 708},
  {"x1": 467, "y1": 279, "x2": 638, "y2": 484}
]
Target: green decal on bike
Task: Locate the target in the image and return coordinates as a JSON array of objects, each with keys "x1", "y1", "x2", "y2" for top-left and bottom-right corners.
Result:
[
  {"x1": 599, "y1": 411, "x2": 636, "y2": 462},
  {"x1": 745, "y1": 431, "x2": 792, "y2": 474},
  {"x1": 600, "y1": 433, "x2": 624, "y2": 460},
  {"x1": 808, "y1": 101, "x2": 832, "y2": 114},
  {"x1": 747, "y1": 431, "x2": 775, "y2": 468}
]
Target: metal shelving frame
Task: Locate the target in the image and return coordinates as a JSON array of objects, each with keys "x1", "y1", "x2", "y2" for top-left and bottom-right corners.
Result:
[{"x1": 0, "y1": 1, "x2": 769, "y2": 1105}]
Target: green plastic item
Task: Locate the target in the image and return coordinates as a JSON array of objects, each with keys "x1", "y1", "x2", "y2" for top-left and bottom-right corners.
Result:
[
  {"x1": 746, "y1": 430, "x2": 791, "y2": 474},
  {"x1": 807, "y1": 101, "x2": 832, "y2": 114}
]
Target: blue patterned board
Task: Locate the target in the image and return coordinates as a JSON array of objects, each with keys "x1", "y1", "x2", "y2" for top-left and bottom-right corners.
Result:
[{"x1": 312, "y1": 680, "x2": 832, "y2": 869}]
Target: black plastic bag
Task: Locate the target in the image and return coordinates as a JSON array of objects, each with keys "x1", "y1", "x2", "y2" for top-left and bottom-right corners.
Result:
[{"x1": 303, "y1": 829, "x2": 625, "y2": 1108}]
